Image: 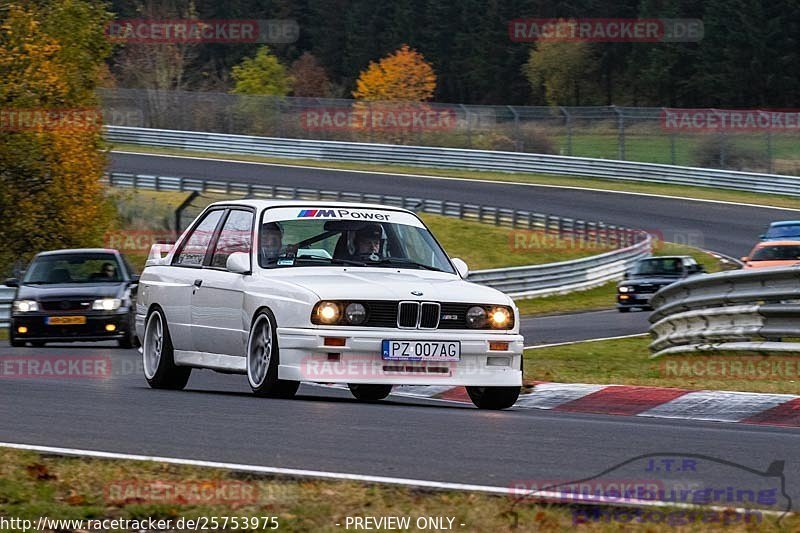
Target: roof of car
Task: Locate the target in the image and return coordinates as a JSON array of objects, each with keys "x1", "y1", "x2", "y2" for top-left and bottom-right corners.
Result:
[
  {"x1": 769, "y1": 221, "x2": 800, "y2": 227},
  {"x1": 37, "y1": 248, "x2": 119, "y2": 256},
  {"x1": 207, "y1": 199, "x2": 416, "y2": 213},
  {"x1": 753, "y1": 240, "x2": 800, "y2": 247}
]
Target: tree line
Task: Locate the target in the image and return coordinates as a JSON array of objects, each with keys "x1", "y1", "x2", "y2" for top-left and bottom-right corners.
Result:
[{"x1": 107, "y1": 0, "x2": 800, "y2": 107}]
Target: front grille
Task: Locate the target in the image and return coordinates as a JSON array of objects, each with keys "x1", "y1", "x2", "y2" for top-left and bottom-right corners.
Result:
[
  {"x1": 398, "y1": 302, "x2": 419, "y2": 328},
  {"x1": 419, "y1": 302, "x2": 440, "y2": 329},
  {"x1": 633, "y1": 284, "x2": 660, "y2": 294},
  {"x1": 40, "y1": 300, "x2": 92, "y2": 311}
]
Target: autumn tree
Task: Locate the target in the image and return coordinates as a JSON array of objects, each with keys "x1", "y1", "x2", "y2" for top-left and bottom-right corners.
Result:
[
  {"x1": 352, "y1": 44, "x2": 436, "y2": 101},
  {"x1": 0, "y1": 0, "x2": 116, "y2": 276},
  {"x1": 290, "y1": 52, "x2": 332, "y2": 97},
  {"x1": 522, "y1": 28, "x2": 594, "y2": 107},
  {"x1": 231, "y1": 46, "x2": 293, "y2": 96}
]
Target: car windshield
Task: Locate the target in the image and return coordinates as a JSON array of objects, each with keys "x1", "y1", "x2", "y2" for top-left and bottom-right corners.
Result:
[
  {"x1": 765, "y1": 225, "x2": 800, "y2": 239},
  {"x1": 751, "y1": 245, "x2": 800, "y2": 261},
  {"x1": 631, "y1": 258, "x2": 684, "y2": 276},
  {"x1": 22, "y1": 253, "x2": 124, "y2": 284},
  {"x1": 257, "y1": 215, "x2": 455, "y2": 274}
]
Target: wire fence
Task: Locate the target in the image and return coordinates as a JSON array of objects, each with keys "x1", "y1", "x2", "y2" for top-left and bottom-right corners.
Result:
[{"x1": 99, "y1": 88, "x2": 800, "y2": 175}]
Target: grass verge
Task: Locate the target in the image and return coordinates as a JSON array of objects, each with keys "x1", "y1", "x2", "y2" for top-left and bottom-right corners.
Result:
[
  {"x1": 0, "y1": 447, "x2": 793, "y2": 532},
  {"x1": 524, "y1": 335, "x2": 800, "y2": 395},
  {"x1": 111, "y1": 143, "x2": 800, "y2": 211}
]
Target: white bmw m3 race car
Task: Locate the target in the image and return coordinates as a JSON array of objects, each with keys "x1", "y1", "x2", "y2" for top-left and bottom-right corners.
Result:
[{"x1": 135, "y1": 200, "x2": 523, "y2": 409}]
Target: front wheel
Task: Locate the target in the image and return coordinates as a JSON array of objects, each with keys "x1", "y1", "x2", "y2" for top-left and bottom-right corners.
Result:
[
  {"x1": 348, "y1": 384, "x2": 392, "y2": 402},
  {"x1": 247, "y1": 310, "x2": 299, "y2": 398},
  {"x1": 142, "y1": 308, "x2": 191, "y2": 390},
  {"x1": 466, "y1": 386, "x2": 520, "y2": 410}
]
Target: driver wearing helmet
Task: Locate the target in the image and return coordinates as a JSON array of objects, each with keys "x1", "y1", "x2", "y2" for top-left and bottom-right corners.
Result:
[
  {"x1": 348, "y1": 223, "x2": 384, "y2": 261},
  {"x1": 260, "y1": 222, "x2": 284, "y2": 264}
]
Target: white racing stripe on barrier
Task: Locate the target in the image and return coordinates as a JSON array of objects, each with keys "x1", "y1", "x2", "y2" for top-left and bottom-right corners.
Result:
[
  {"x1": 514, "y1": 383, "x2": 606, "y2": 409},
  {"x1": 638, "y1": 391, "x2": 798, "y2": 423}
]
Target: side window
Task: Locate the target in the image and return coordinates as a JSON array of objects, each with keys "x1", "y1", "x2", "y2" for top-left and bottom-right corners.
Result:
[
  {"x1": 174, "y1": 210, "x2": 224, "y2": 266},
  {"x1": 211, "y1": 210, "x2": 254, "y2": 269}
]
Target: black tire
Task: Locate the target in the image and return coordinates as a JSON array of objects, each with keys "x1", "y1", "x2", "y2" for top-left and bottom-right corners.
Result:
[
  {"x1": 117, "y1": 324, "x2": 136, "y2": 349},
  {"x1": 142, "y1": 308, "x2": 191, "y2": 390},
  {"x1": 348, "y1": 384, "x2": 393, "y2": 402},
  {"x1": 466, "y1": 386, "x2": 520, "y2": 410},
  {"x1": 618, "y1": 307, "x2": 631, "y2": 313},
  {"x1": 247, "y1": 309, "x2": 299, "y2": 398}
]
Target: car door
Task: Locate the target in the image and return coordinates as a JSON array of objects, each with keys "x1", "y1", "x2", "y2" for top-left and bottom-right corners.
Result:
[
  {"x1": 165, "y1": 208, "x2": 226, "y2": 352},
  {"x1": 191, "y1": 208, "x2": 254, "y2": 356}
]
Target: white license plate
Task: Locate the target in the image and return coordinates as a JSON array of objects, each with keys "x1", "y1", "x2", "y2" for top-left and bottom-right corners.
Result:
[{"x1": 381, "y1": 340, "x2": 461, "y2": 361}]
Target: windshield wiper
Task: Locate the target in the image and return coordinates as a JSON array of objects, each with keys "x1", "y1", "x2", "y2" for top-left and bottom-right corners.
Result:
[{"x1": 372, "y1": 258, "x2": 447, "y2": 272}]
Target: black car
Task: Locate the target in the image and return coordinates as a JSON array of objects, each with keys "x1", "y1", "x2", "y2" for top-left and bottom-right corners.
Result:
[
  {"x1": 616, "y1": 256, "x2": 705, "y2": 312},
  {"x1": 5, "y1": 249, "x2": 139, "y2": 347}
]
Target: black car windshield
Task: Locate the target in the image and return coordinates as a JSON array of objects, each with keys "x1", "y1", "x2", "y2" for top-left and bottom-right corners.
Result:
[
  {"x1": 23, "y1": 253, "x2": 124, "y2": 284},
  {"x1": 257, "y1": 216, "x2": 455, "y2": 274},
  {"x1": 751, "y1": 245, "x2": 800, "y2": 261},
  {"x1": 765, "y1": 225, "x2": 800, "y2": 239},
  {"x1": 631, "y1": 258, "x2": 684, "y2": 276}
]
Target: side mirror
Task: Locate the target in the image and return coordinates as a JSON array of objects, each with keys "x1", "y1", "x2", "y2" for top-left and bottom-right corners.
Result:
[
  {"x1": 3, "y1": 278, "x2": 19, "y2": 287},
  {"x1": 623, "y1": 272, "x2": 629, "y2": 279},
  {"x1": 226, "y1": 252, "x2": 251, "y2": 274},
  {"x1": 741, "y1": 256, "x2": 749, "y2": 262},
  {"x1": 129, "y1": 274, "x2": 140, "y2": 284},
  {"x1": 451, "y1": 258, "x2": 469, "y2": 279}
]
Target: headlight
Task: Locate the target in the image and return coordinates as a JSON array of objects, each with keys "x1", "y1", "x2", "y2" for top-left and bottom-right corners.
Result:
[
  {"x1": 92, "y1": 298, "x2": 122, "y2": 311},
  {"x1": 466, "y1": 306, "x2": 487, "y2": 328},
  {"x1": 618, "y1": 286, "x2": 633, "y2": 293},
  {"x1": 344, "y1": 303, "x2": 367, "y2": 325},
  {"x1": 489, "y1": 306, "x2": 511, "y2": 328},
  {"x1": 313, "y1": 301, "x2": 341, "y2": 324},
  {"x1": 12, "y1": 300, "x2": 38, "y2": 313}
]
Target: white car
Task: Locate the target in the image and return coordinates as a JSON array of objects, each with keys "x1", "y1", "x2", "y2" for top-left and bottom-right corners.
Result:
[{"x1": 135, "y1": 200, "x2": 524, "y2": 409}]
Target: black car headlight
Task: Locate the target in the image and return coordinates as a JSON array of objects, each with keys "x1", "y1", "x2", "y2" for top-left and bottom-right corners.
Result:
[
  {"x1": 12, "y1": 300, "x2": 38, "y2": 313},
  {"x1": 618, "y1": 286, "x2": 634, "y2": 293}
]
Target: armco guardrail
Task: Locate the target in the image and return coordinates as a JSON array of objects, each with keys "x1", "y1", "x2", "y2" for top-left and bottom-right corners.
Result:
[
  {"x1": 0, "y1": 285, "x2": 14, "y2": 329},
  {"x1": 104, "y1": 171, "x2": 650, "y2": 299},
  {"x1": 106, "y1": 126, "x2": 800, "y2": 197},
  {"x1": 649, "y1": 267, "x2": 800, "y2": 357}
]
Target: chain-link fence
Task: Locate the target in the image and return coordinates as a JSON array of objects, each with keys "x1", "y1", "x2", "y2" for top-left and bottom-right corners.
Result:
[{"x1": 99, "y1": 88, "x2": 800, "y2": 175}]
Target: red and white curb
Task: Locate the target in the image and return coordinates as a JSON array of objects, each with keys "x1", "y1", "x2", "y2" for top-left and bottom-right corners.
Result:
[{"x1": 315, "y1": 382, "x2": 800, "y2": 427}]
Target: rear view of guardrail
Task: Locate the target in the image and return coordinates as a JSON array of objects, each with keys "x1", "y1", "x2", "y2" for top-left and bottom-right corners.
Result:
[
  {"x1": 649, "y1": 267, "x2": 800, "y2": 357},
  {"x1": 106, "y1": 126, "x2": 800, "y2": 197},
  {"x1": 105, "y1": 171, "x2": 650, "y2": 299}
]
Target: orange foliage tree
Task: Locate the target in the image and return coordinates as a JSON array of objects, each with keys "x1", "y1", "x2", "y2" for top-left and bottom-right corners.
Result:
[
  {"x1": 0, "y1": 1, "x2": 115, "y2": 275},
  {"x1": 353, "y1": 44, "x2": 436, "y2": 102}
]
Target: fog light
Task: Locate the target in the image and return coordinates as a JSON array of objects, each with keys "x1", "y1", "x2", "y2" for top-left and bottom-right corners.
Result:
[
  {"x1": 489, "y1": 341, "x2": 509, "y2": 351},
  {"x1": 619, "y1": 295, "x2": 630, "y2": 300},
  {"x1": 324, "y1": 337, "x2": 346, "y2": 347},
  {"x1": 17, "y1": 326, "x2": 28, "y2": 334},
  {"x1": 105, "y1": 324, "x2": 116, "y2": 332}
]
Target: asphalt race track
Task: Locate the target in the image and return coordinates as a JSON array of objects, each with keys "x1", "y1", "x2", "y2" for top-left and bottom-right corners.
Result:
[
  {"x1": 1, "y1": 342, "x2": 798, "y2": 507},
  {"x1": 110, "y1": 151, "x2": 800, "y2": 258}
]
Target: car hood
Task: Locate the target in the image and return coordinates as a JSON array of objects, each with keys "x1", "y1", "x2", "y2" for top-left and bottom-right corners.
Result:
[
  {"x1": 619, "y1": 275, "x2": 682, "y2": 287},
  {"x1": 16, "y1": 282, "x2": 128, "y2": 301},
  {"x1": 744, "y1": 260, "x2": 800, "y2": 269},
  {"x1": 262, "y1": 268, "x2": 513, "y2": 305}
]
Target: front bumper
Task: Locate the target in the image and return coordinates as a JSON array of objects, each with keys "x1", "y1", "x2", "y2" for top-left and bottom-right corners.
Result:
[
  {"x1": 276, "y1": 327, "x2": 524, "y2": 386},
  {"x1": 10, "y1": 311, "x2": 132, "y2": 342},
  {"x1": 616, "y1": 293, "x2": 654, "y2": 308}
]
